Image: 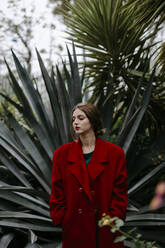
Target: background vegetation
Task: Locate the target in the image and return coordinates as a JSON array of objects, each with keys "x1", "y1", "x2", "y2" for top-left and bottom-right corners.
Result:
[{"x1": 0, "y1": 0, "x2": 165, "y2": 247}]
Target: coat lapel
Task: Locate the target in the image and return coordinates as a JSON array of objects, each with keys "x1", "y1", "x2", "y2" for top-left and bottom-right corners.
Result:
[
  {"x1": 67, "y1": 137, "x2": 109, "y2": 200},
  {"x1": 67, "y1": 139, "x2": 92, "y2": 200},
  {"x1": 87, "y1": 138, "x2": 108, "y2": 182}
]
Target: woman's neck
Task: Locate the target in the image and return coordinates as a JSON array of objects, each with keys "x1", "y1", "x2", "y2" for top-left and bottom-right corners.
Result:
[{"x1": 80, "y1": 130, "x2": 96, "y2": 154}]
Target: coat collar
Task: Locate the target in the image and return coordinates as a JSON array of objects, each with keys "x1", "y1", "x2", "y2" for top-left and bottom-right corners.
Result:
[
  {"x1": 67, "y1": 137, "x2": 109, "y2": 200},
  {"x1": 67, "y1": 137, "x2": 108, "y2": 163}
]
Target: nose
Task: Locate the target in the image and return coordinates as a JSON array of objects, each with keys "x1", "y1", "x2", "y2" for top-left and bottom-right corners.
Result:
[
  {"x1": 73, "y1": 118, "x2": 78, "y2": 127},
  {"x1": 73, "y1": 117, "x2": 78, "y2": 124}
]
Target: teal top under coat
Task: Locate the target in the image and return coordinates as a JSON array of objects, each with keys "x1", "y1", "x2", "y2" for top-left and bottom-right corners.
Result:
[{"x1": 84, "y1": 151, "x2": 93, "y2": 166}]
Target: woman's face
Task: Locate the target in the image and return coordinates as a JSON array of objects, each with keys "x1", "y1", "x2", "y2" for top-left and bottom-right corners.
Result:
[{"x1": 72, "y1": 108, "x2": 93, "y2": 135}]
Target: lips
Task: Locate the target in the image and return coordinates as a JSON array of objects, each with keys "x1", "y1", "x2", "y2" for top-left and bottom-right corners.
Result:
[{"x1": 75, "y1": 127, "x2": 80, "y2": 130}]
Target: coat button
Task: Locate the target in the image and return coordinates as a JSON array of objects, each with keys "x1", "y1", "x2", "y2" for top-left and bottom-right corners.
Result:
[
  {"x1": 78, "y1": 208, "x2": 83, "y2": 214},
  {"x1": 79, "y1": 187, "x2": 83, "y2": 192},
  {"x1": 94, "y1": 208, "x2": 98, "y2": 214},
  {"x1": 91, "y1": 190, "x2": 95, "y2": 196}
]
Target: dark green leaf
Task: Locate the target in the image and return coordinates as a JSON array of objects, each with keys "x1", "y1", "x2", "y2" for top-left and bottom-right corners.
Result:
[
  {"x1": 0, "y1": 219, "x2": 59, "y2": 232},
  {"x1": 0, "y1": 233, "x2": 14, "y2": 248},
  {"x1": 128, "y1": 162, "x2": 165, "y2": 196},
  {"x1": 11, "y1": 51, "x2": 55, "y2": 150}
]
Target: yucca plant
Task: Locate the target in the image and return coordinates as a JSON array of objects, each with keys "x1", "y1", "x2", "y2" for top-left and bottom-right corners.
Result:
[
  {"x1": 0, "y1": 46, "x2": 165, "y2": 248},
  {"x1": 65, "y1": 0, "x2": 165, "y2": 83},
  {"x1": 64, "y1": 0, "x2": 165, "y2": 138}
]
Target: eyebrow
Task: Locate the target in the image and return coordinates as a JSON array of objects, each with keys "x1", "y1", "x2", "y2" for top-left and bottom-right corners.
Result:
[{"x1": 72, "y1": 114, "x2": 86, "y2": 118}]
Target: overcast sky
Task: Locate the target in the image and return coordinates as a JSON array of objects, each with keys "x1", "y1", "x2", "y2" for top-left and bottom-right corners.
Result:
[{"x1": 0, "y1": 0, "x2": 68, "y2": 75}]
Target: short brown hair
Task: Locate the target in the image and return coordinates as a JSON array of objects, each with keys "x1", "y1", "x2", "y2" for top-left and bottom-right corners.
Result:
[{"x1": 71, "y1": 102, "x2": 104, "y2": 138}]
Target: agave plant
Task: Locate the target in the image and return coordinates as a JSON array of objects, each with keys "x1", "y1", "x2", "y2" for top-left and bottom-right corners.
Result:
[
  {"x1": 0, "y1": 45, "x2": 165, "y2": 248},
  {"x1": 0, "y1": 45, "x2": 84, "y2": 247}
]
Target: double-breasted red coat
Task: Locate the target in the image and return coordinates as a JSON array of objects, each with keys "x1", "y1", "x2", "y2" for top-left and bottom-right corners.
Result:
[{"x1": 49, "y1": 137, "x2": 128, "y2": 248}]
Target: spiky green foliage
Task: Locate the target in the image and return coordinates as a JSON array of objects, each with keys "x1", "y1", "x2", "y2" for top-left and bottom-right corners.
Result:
[
  {"x1": 65, "y1": 0, "x2": 164, "y2": 81},
  {"x1": 156, "y1": 42, "x2": 165, "y2": 75},
  {"x1": 0, "y1": 46, "x2": 83, "y2": 247},
  {"x1": 0, "y1": 47, "x2": 165, "y2": 247},
  {"x1": 64, "y1": 0, "x2": 165, "y2": 138}
]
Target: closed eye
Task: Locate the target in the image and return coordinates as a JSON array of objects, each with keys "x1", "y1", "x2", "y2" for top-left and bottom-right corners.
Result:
[{"x1": 72, "y1": 115, "x2": 86, "y2": 121}]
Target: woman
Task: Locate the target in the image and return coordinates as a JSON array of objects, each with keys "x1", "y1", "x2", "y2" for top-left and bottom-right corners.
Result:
[{"x1": 50, "y1": 102, "x2": 128, "y2": 248}]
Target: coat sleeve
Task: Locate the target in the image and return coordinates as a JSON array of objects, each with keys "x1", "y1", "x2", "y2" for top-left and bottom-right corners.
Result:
[
  {"x1": 49, "y1": 149, "x2": 66, "y2": 226},
  {"x1": 109, "y1": 148, "x2": 128, "y2": 220}
]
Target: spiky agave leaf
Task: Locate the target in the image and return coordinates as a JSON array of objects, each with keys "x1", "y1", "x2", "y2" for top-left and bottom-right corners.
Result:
[
  {"x1": 0, "y1": 233, "x2": 15, "y2": 248},
  {"x1": 117, "y1": 69, "x2": 154, "y2": 153}
]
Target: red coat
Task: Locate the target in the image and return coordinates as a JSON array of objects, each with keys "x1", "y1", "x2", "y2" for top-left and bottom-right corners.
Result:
[{"x1": 50, "y1": 137, "x2": 128, "y2": 248}]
